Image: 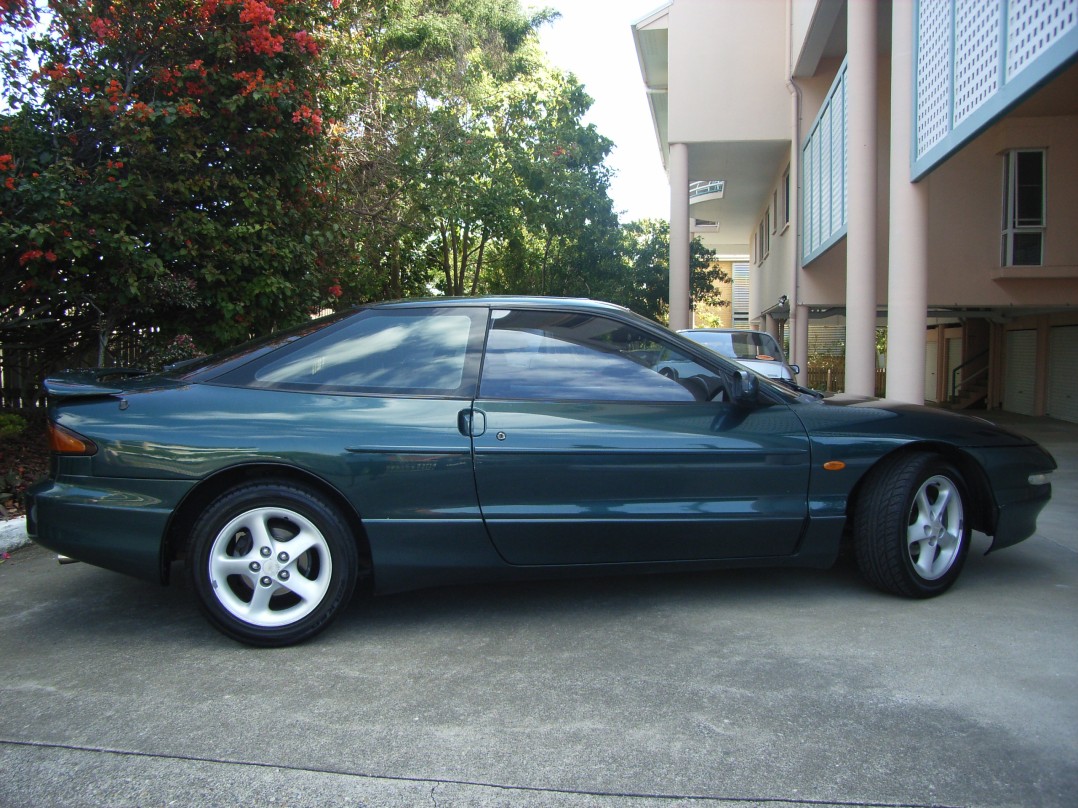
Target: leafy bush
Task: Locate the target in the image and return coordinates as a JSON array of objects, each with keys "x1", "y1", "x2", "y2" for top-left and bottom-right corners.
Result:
[
  {"x1": 0, "y1": 410, "x2": 43, "y2": 518},
  {"x1": 0, "y1": 413, "x2": 27, "y2": 441}
]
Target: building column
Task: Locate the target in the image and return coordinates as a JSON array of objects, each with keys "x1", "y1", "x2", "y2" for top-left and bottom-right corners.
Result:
[
  {"x1": 669, "y1": 142, "x2": 691, "y2": 330},
  {"x1": 886, "y1": 0, "x2": 929, "y2": 403},
  {"x1": 793, "y1": 304, "x2": 809, "y2": 378},
  {"x1": 845, "y1": 0, "x2": 878, "y2": 395}
]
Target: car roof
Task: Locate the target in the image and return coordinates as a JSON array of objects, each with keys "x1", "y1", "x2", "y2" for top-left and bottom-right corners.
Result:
[
  {"x1": 679, "y1": 328, "x2": 763, "y2": 334},
  {"x1": 367, "y1": 296, "x2": 635, "y2": 315}
]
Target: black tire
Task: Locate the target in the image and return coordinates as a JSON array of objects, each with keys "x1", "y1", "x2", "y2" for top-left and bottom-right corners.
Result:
[
  {"x1": 854, "y1": 452, "x2": 971, "y2": 598},
  {"x1": 188, "y1": 481, "x2": 358, "y2": 646}
]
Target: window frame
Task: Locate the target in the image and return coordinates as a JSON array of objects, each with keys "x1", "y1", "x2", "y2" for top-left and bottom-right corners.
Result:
[
  {"x1": 1001, "y1": 148, "x2": 1046, "y2": 267},
  {"x1": 782, "y1": 166, "x2": 791, "y2": 231},
  {"x1": 215, "y1": 307, "x2": 488, "y2": 398},
  {"x1": 477, "y1": 309, "x2": 721, "y2": 404}
]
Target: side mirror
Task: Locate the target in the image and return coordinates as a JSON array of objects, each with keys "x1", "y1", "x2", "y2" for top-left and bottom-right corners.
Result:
[
  {"x1": 790, "y1": 364, "x2": 800, "y2": 375},
  {"x1": 731, "y1": 369, "x2": 759, "y2": 405}
]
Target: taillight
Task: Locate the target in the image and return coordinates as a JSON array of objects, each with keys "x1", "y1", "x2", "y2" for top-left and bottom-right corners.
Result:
[{"x1": 47, "y1": 422, "x2": 98, "y2": 456}]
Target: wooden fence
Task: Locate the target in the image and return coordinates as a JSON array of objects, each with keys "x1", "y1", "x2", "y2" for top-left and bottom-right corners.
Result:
[
  {"x1": 806, "y1": 362, "x2": 887, "y2": 397},
  {"x1": 1, "y1": 329, "x2": 149, "y2": 410}
]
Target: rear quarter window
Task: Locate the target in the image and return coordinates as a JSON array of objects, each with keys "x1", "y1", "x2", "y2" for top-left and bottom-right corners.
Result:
[{"x1": 215, "y1": 308, "x2": 487, "y2": 397}]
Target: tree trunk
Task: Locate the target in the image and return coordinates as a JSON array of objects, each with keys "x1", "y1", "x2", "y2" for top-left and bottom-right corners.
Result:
[
  {"x1": 470, "y1": 229, "x2": 489, "y2": 295},
  {"x1": 439, "y1": 221, "x2": 453, "y2": 294}
]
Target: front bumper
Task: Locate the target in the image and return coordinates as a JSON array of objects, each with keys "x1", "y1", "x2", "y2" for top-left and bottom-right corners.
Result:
[{"x1": 967, "y1": 442, "x2": 1056, "y2": 552}]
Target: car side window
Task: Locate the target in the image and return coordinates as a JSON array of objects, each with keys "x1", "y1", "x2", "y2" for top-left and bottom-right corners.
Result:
[
  {"x1": 226, "y1": 308, "x2": 486, "y2": 396},
  {"x1": 479, "y1": 309, "x2": 722, "y2": 402}
]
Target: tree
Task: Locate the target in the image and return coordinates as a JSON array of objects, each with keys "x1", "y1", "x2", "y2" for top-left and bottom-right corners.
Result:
[
  {"x1": 1, "y1": 0, "x2": 352, "y2": 373},
  {"x1": 622, "y1": 219, "x2": 728, "y2": 325},
  {"x1": 480, "y1": 67, "x2": 625, "y2": 301},
  {"x1": 329, "y1": 0, "x2": 557, "y2": 302}
]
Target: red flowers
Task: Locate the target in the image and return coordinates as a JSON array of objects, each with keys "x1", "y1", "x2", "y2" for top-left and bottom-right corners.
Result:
[
  {"x1": 246, "y1": 24, "x2": 284, "y2": 56},
  {"x1": 238, "y1": 0, "x2": 283, "y2": 55},
  {"x1": 239, "y1": 0, "x2": 275, "y2": 26},
  {"x1": 292, "y1": 104, "x2": 323, "y2": 135},
  {"x1": 18, "y1": 248, "x2": 56, "y2": 265},
  {"x1": 234, "y1": 68, "x2": 266, "y2": 95},
  {"x1": 294, "y1": 30, "x2": 319, "y2": 56},
  {"x1": 89, "y1": 16, "x2": 119, "y2": 43}
]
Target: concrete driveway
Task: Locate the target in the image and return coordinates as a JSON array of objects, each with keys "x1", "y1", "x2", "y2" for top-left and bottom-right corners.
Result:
[{"x1": 1, "y1": 413, "x2": 1075, "y2": 808}]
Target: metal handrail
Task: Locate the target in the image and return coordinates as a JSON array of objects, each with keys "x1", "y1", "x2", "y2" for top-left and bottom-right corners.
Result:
[
  {"x1": 689, "y1": 180, "x2": 724, "y2": 198},
  {"x1": 949, "y1": 349, "x2": 989, "y2": 402}
]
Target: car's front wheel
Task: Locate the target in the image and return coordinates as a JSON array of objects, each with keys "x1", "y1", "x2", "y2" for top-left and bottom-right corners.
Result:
[
  {"x1": 854, "y1": 452, "x2": 971, "y2": 598},
  {"x1": 188, "y1": 481, "x2": 358, "y2": 646}
]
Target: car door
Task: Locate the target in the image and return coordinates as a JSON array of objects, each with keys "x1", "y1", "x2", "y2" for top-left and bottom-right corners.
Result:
[
  {"x1": 469, "y1": 307, "x2": 811, "y2": 566},
  {"x1": 216, "y1": 305, "x2": 491, "y2": 542}
]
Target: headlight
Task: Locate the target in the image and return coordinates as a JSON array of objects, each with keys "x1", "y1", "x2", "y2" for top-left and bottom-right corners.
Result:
[{"x1": 1028, "y1": 472, "x2": 1052, "y2": 486}]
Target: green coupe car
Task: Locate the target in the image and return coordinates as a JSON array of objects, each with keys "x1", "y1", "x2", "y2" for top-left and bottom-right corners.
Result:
[{"x1": 28, "y1": 297, "x2": 1056, "y2": 646}]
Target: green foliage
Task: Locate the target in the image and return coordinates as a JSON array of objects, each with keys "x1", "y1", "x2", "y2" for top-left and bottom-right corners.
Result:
[
  {"x1": 621, "y1": 219, "x2": 727, "y2": 324},
  {"x1": 2, "y1": 0, "x2": 729, "y2": 389},
  {"x1": 0, "y1": 412, "x2": 26, "y2": 441},
  {"x1": 327, "y1": 0, "x2": 563, "y2": 303},
  {"x1": 1, "y1": 0, "x2": 353, "y2": 379},
  {"x1": 876, "y1": 326, "x2": 887, "y2": 355},
  {"x1": 145, "y1": 333, "x2": 206, "y2": 371}
]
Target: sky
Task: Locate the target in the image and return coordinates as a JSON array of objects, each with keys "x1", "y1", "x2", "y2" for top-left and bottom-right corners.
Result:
[{"x1": 530, "y1": 0, "x2": 671, "y2": 222}]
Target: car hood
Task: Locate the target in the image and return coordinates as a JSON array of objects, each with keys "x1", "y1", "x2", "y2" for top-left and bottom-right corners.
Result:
[{"x1": 792, "y1": 393, "x2": 1043, "y2": 449}]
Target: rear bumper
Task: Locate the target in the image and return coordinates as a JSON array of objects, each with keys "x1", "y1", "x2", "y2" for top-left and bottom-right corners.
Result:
[{"x1": 27, "y1": 476, "x2": 195, "y2": 582}]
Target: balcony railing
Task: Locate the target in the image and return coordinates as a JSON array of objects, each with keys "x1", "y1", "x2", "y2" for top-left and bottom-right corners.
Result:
[{"x1": 689, "y1": 180, "x2": 724, "y2": 199}]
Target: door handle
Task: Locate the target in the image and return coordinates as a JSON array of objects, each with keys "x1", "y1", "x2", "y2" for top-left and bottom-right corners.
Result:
[{"x1": 457, "y1": 408, "x2": 486, "y2": 437}]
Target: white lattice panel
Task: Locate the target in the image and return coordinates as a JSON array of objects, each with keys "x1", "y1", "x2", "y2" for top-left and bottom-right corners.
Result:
[
  {"x1": 819, "y1": 104, "x2": 832, "y2": 243},
  {"x1": 810, "y1": 134, "x2": 821, "y2": 252},
  {"x1": 802, "y1": 137, "x2": 815, "y2": 256},
  {"x1": 953, "y1": 0, "x2": 1002, "y2": 125},
  {"x1": 1007, "y1": 0, "x2": 1078, "y2": 78},
  {"x1": 830, "y1": 72, "x2": 845, "y2": 234},
  {"x1": 842, "y1": 72, "x2": 848, "y2": 232},
  {"x1": 802, "y1": 64, "x2": 847, "y2": 263},
  {"x1": 916, "y1": 0, "x2": 953, "y2": 158}
]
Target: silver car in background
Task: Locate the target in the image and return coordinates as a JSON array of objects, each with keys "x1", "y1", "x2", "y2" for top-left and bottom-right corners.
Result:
[{"x1": 679, "y1": 328, "x2": 798, "y2": 381}]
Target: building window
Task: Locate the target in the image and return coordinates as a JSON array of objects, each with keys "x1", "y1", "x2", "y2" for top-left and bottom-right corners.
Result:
[
  {"x1": 782, "y1": 167, "x2": 791, "y2": 229},
  {"x1": 758, "y1": 212, "x2": 770, "y2": 264},
  {"x1": 1001, "y1": 149, "x2": 1045, "y2": 266}
]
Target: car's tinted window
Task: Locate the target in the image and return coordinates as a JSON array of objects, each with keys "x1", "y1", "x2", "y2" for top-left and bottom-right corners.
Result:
[
  {"x1": 480, "y1": 309, "x2": 720, "y2": 402},
  {"x1": 220, "y1": 308, "x2": 487, "y2": 396},
  {"x1": 175, "y1": 309, "x2": 357, "y2": 381}
]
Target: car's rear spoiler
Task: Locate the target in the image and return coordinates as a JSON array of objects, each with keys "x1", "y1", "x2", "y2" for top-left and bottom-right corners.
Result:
[{"x1": 44, "y1": 368, "x2": 147, "y2": 400}]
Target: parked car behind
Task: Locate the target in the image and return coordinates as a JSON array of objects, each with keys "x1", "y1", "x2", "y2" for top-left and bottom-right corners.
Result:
[
  {"x1": 679, "y1": 327, "x2": 798, "y2": 381},
  {"x1": 29, "y1": 297, "x2": 1055, "y2": 646}
]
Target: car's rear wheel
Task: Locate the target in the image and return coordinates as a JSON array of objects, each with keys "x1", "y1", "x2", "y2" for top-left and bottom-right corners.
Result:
[
  {"x1": 188, "y1": 482, "x2": 358, "y2": 646},
  {"x1": 854, "y1": 452, "x2": 971, "y2": 598}
]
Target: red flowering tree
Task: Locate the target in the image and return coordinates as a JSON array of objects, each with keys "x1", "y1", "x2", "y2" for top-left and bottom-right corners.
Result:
[{"x1": 1, "y1": 0, "x2": 352, "y2": 375}]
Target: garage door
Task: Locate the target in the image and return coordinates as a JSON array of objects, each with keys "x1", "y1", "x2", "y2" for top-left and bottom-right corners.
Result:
[
  {"x1": 1004, "y1": 330, "x2": 1037, "y2": 416},
  {"x1": 1048, "y1": 326, "x2": 1078, "y2": 423}
]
